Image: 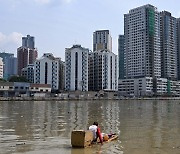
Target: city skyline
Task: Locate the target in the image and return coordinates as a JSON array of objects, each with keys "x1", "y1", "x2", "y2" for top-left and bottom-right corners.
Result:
[{"x1": 0, "y1": 0, "x2": 180, "y2": 60}]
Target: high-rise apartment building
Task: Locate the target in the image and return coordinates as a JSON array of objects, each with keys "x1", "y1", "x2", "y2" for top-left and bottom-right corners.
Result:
[
  {"x1": 160, "y1": 11, "x2": 177, "y2": 80},
  {"x1": 0, "y1": 57, "x2": 3, "y2": 78},
  {"x1": 4, "y1": 56, "x2": 17, "y2": 80},
  {"x1": 177, "y1": 18, "x2": 180, "y2": 80},
  {"x1": 22, "y1": 64, "x2": 34, "y2": 83},
  {"x1": 59, "y1": 61, "x2": 65, "y2": 91},
  {"x1": 124, "y1": 4, "x2": 161, "y2": 79},
  {"x1": 88, "y1": 50, "x2": 118, "y2": 91},
  {"x1": 0, "y1": 52, "x2": 17, "y2": 79},
  {"x1": 17, "y1": 35, "x2": 38, "y2": 75},
  {"x1": 118, "y1": 35, "x2": 125, "y2": 79},
  {"x1": 119, "y1": 4, "x2": 180, "y2": 96},
  {"x1": 34, "y1": 53, "x2": 64, "y2": 92},
  {"x1": 0, "y1": 52, "x2": 14, "y2": 60},
  {"x1": 93, "y1": 30, "x2": 112, "y2": 52},
  {"x1": 65, "y1": 45, "x2": 89, "y2": 91}
]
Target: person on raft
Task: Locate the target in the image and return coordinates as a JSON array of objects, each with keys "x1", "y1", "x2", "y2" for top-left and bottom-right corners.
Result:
[{"x1": 89, "y1": 122, "x2": 103, "y2": 144}]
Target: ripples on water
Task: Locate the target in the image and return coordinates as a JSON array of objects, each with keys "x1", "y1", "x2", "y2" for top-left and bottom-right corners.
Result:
[{"x1": 0, "y1": 100, "x2": 179, "y2": 154}]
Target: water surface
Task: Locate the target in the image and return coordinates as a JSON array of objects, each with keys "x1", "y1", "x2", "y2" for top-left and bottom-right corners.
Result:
[{"x1": 0, "y1": 100, "x2": 179, "y2": 154}]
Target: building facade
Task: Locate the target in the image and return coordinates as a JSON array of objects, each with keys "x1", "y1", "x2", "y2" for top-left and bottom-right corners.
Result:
[
  {"x1": 177, "y1": 18, "x2": 180, "y2": 80},
  {"x1": 4, "y1": 56, "x2": 17, "y2": 80},
  {"x1": 124, "y1": 4, "x2": 161, "y2": 79},
  {"x1": 65, "y1": 45, "x2": 89, "y2": 91},
  {"x1": 0, "y1": 82, "x2": 51, "y2": 97},
  {"x1": 93, "y1": 30, "x2": 112, "y2": 52},
  {"x1": 22, "y1": 35, "x2": 35, "y2": 49},
  {"x1": 17, "y1": 35, "x2": 38, "y2": 76},
  {"x1": 160, "y1": 11, "x2": 177, "y2": 80},
  {"x1": 88, "y1": 50, "x2": 118, "y2": 91},
  {"x1": 118, "y1": 35, "x2": 125, "y2": 79},
  {"x1": 119, "y1": 4, "x2": 180, "y2": 97},
  {"x1": 0, "y1": 52, "x2": 17, "y2": 80},
  {"x1": 59, "y1": 61, "x2": 65, "y2": 91},
  {"x1": 0, "y1": 52, "x2": 14, "y2": 59},
  {"x1": 34, "y1": 53, "x2": 64, "y2": 92},
  {"x1": 119, "y1": 77, "x2": 166, "y2": 97},
  {"x1": 22, "y1": 64, "x2": 34, "y2": 83},
  {"x1": 17, "y1": 47, "x2": 37, "y2": 75},
  {"x1": 0, "y1": 57, "x2": 3, "y2": 78},
  {"x1": 119, "y1": 77, "x2": 180, "y2": 97}
]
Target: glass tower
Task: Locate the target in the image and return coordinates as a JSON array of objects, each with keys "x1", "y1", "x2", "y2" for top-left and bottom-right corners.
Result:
[{"x1": 22, "y1": 35, "x2": 35, "y2": 49}]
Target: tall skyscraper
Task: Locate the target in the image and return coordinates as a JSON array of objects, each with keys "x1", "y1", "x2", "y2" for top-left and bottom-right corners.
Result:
[
  {"x1": 88, "y1": 50, "x2": 118, "y2": 91},
  {"x1": 124, "y1": 4, "x2": 161, "y2": 79},
  {"x1": 93, "y1": 30, "x2": 112, "y2": 52},
  {"x1": 22, "y1": 35, "x2": 35, "y2": 49},
  {"x1": 119, "y1": 4, "x2": 180, "y2": 97},
  {"x1": 65, "y1": 45, "x2": 89, "y2": 91},
  {"x1": 160, "y1": 11, "x2": 177, "y2": 80},
  {"x1": 118, "y1": 35, "x2": 125, "y2": 79},
  {"x1": 17, "y1": 35, "x2": 38, "y2": 76},
  {"x1": 177, "y1": 18, "x2": 180, "y2": 80},
  {"x1": 34, "y1": 53, "x2": 64, "y2": 92}
]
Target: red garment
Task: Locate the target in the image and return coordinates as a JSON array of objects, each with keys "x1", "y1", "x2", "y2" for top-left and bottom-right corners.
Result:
[{"x1": 97, "y1": 127, "x2": 103, "y2": 144}]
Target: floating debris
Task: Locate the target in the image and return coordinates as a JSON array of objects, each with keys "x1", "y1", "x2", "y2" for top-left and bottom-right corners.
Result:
[{"x1": 16, "y1": 142, "x2": 25, "y2": 146}]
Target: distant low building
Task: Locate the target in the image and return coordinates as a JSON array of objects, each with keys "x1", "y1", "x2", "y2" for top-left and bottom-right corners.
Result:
[
  {"x1": 0, "y1": 82, "x2": 51, "y2": 97},
  {"x1": 30, "y1": 83, "x2": 51, "y2": 93},
  {"x1": 118, "y1": 77, "x2": 180, "y2": 97}
]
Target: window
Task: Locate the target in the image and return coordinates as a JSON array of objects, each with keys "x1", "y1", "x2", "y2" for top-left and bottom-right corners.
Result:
[
  {"x1": 45, "y1": 62, "x2": 48, "y2": 84},
  {"x1": 75, "y1": 52, "x2": 78, "y2": 90}
]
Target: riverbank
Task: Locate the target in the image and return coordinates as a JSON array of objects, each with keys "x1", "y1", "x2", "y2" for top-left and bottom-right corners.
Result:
[{"x1": 1, "y1": 96, "x2": 180, "y2": 101}]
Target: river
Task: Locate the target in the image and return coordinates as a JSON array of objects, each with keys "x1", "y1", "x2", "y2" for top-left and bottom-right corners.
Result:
[{"x1": 0, "y1": 100, "x2": 179, "y2": 154}]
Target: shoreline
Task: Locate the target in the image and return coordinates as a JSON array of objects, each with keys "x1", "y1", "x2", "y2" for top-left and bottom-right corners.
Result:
[{"x1": 1, "y1": 96, "x2": 180, "y2": 101}]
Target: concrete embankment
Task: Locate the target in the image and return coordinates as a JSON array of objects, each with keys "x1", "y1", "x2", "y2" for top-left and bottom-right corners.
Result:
[{"x1": 1, "y1": 96, "x2": 180, "y2": 101}]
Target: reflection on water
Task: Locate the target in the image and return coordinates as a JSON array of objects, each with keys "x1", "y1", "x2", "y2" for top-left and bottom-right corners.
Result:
[{"x1": 0, "y1": 100, "x2": 179, "y2": 154}]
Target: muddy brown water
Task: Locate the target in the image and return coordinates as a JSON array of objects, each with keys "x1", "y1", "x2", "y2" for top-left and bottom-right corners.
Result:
[{"x1": 0, "y1": 100, "x2": 179, "y2": 154}]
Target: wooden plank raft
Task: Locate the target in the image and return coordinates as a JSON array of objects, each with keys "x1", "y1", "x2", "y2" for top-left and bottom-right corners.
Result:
[
  {"x1": 71, "y1": 130, "x2": 118, "y2": 148},
  {"x1": 105, "y1": 135, "x2": 118, "y2": 142},
  {"x1": 96, "y1": 135, "x2": 118, "y2": 143}
]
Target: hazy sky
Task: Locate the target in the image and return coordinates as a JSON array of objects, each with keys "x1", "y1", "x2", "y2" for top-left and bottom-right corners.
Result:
[{"x1": 0, "y1": 0, "x2": 180, "y2": 60}]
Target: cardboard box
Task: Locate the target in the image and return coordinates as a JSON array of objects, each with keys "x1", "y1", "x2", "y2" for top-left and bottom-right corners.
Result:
[{"x1": 71, "y1": 130, "x2": 93, "y2": 148}]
